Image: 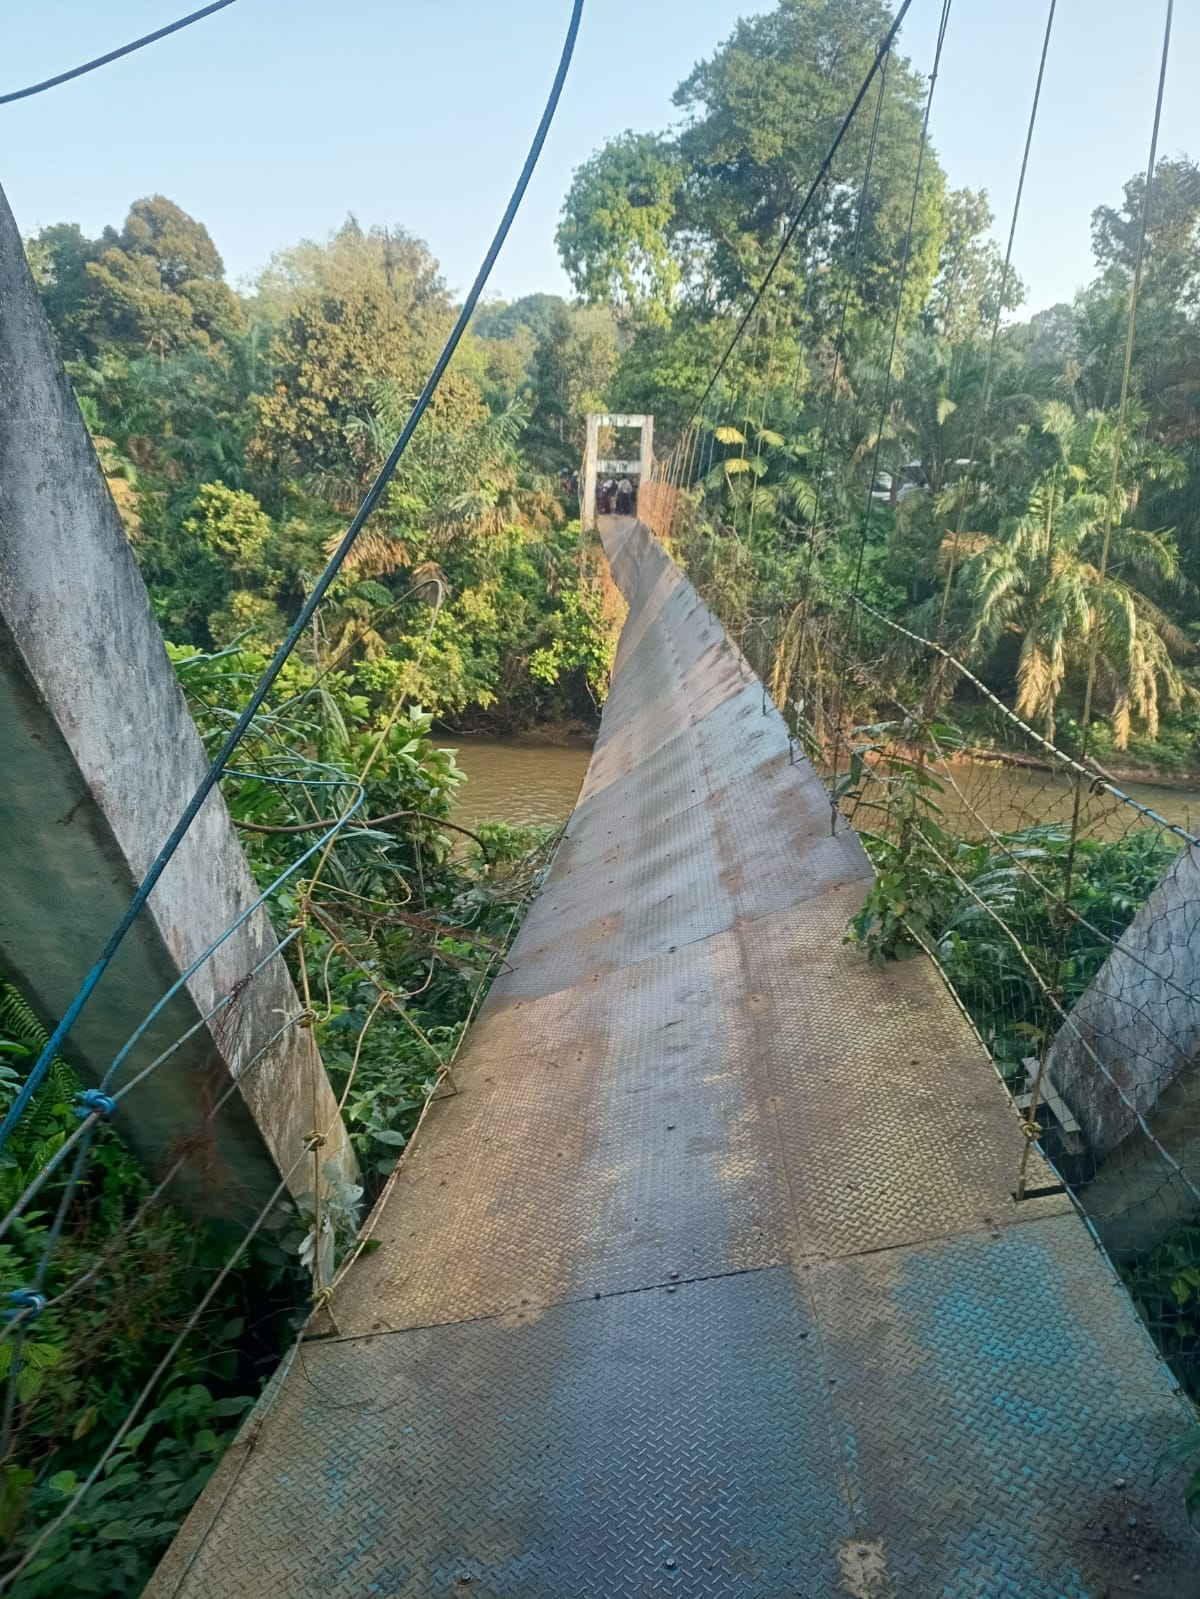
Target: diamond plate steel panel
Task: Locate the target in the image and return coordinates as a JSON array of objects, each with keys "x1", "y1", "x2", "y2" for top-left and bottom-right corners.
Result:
[
  {"x1": 330, "y1": 933, "x2": 794, "y2": 1336},
  {"x1": 730, "y1": 883, "x2": 1069, "y2": 1255},
  {"x1": 810, "y1": 1219, "x2": 1197, "y2": 1597},
  {"x1": 149, "y1": 1270, "x2": 854, "y2": 1599}
]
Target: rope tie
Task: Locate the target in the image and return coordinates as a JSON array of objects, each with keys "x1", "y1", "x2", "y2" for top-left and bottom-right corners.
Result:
[
  {"x1": 311, "y1": 1285, "x2": 334, "y2": 1312},
  {"x1": 73, "y1": 1089, "x2": 116, "y2": 1121},
  {"x1": 6, "y1": 1289, "x2": 47, "y2": 1322},
  {"x1": 1020, "y1": 1119, "x2": 1043, "y2": 1143},
  {"x1": 298, "y1": 1008, "x2": 319, "y2": 1030},
  {"x1": 304, "y1": 1129, "x2": 327, "y2": 1150}
]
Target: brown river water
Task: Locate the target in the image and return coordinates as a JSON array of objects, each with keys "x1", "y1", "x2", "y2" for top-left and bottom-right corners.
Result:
[
  {"x1": 447, "y1": 735, "x2": 594, "y2": 830},
  {"x1": 446, "y1": 732, "x2": 1200, "y2": 842}
]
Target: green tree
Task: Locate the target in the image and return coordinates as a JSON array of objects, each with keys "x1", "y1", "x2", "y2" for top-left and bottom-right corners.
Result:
[
  {"x1": 557, "y1": 132, "x2": 684, "y2": 319},
  {"x1": 559, "y1": 1, "x2": 950, "y2": 333},
  {"x1": 923, "y1": 187, "x2": 1025, "y2": 342},
  {"x1": 955, "y1": 402, "x2": 1188, "y2": 746},
  {"x1": 249, "y1": 220, "x2": 455, "y2": 483}
]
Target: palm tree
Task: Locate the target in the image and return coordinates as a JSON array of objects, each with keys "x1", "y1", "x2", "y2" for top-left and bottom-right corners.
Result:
[{"x1": 954, "y1": 401, "x2": 1188, "y2": 747}]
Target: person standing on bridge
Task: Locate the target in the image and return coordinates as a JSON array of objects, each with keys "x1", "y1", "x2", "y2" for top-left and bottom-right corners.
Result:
[{"x1": 617, "y1": 476, "x2": 633, "y2": 515}]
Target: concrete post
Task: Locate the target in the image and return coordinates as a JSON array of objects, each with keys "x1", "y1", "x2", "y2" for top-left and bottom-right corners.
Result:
[
  {"x1": 581, "y1": 413, "x2": 599, "y2": 532},
  {"x1": 640, "y1": 416, "x2": 654, "y2": 486},
  {"x1": 0, "y1": 180, "x2": 357, "y2": 1235},
  {"x1": 1045, "y1": 842, "x2": 1200, "y2": 1256}
]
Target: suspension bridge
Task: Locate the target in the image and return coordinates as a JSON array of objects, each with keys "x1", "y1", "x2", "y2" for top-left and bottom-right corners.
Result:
[
  {"x1": 1, "y1": 0, "x2": 1199, "y2": 1592},
  {"x1": 137, "y1": 513, "x2": 1195, "y2": 1598}
]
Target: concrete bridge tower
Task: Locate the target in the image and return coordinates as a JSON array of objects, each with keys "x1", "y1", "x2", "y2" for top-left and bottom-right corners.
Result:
[{"x1": 581, "y1": 413, "x2": 654, "y2": 530}]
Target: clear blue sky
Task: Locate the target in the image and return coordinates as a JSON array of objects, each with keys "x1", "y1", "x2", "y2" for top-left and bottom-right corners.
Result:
[{"x1": 2, "y1": 1, "x2": 1196, "y2": 316}]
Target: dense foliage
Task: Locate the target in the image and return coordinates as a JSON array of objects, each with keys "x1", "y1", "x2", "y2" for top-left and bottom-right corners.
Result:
[
  {"x1": 0, "y1": 650, "x2": 556, "y2": 1595},
  {"x1": 27, "y1": 205, "x2": 622, "y2": 734},
  {"x1": 562, "y1": 0, "x2": 1200, "y2": 765}
]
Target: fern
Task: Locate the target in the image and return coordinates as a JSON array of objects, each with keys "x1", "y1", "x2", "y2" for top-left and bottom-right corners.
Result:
[{"x1": 0, "y1": 975, "x2": 80, "y2": 1132}]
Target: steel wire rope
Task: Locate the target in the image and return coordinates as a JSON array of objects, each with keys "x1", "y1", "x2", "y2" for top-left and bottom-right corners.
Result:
[
  {"x1": 136, "y1": 839, "x2": 550, "y2": 1599},
  {"x1": 933, "y1": 0, "x2": 1058, "y2": 639},
  {"x1": 0, "y1": 801, "x2": 559, "y2": 1589},
  {"x1": 0, "y1": 0, "x2": 586, "y2": 1152},
  {"x1": 1033, "y1": 0, "x2": 1175, "y2": 1196},
  {"x1": 0, "y1": 0, "x2": 240, "y2": 106},
  {"x1": 810, "y1": 572, "x2": 1200, "y2": 849},
  {"x1": 817, "y1": 588, "x2": 1200, "y2": 1136},
  {"x1": 0, "y1": 929, "x2": 303, "y2": 1243},
  {"x1": 0, "y1": 766, "x2": 361, "y2": 1297},
  {"x1": 683, "y1": 0, "x2": 916, "y2": 436},
  {"x1": 0, "y1": 771, "x2": 365, "y2": 1454},
  {"x1": 36, "y1": 811, "x2": 539, "y2": 1321},
  {"x1": 826, "y1": 0, "x2": 953, "y2": 811},
  {"x1": 34, "y1": 1015, "x2": 308, "y2": 1320},
  {"x1": 1, "y1": 1130, "x2": 325, "y2": 1589},
  {"x1": 914, "y1": 825, "x2": 1200, "y2": 1212},
  {"x1": 821, "y1": 620, "x2": 1200, "y2": 1055}
]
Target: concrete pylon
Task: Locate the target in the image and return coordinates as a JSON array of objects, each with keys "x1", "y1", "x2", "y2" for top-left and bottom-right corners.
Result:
[
  {"x1": 0, "y1": 180, "x2": 357, "y2": 1234},
  {"x1": 581, "y1": 413, "x2": 654, "y2": 530},
  {"x1": 1044, "y1": 840, "x2": 1200, "y2": 1257}
]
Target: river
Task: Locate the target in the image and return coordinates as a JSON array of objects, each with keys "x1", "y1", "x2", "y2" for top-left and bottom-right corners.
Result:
[
  {"x1": 448, "y1": 735, "x2": 593, "y2": 829},
  {"x1": 447, "y1": 731, "x2": 1200, "y2": 842}
]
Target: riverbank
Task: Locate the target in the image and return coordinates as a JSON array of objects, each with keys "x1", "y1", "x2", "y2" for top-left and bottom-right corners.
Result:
[{"x1": 956, "y1": 742, "x2": 1200, "y2": 793}]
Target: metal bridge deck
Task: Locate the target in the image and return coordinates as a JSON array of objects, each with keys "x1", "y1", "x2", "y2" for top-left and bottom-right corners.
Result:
[{"x1": 149, "y1": 518, "x2": 1196, "y2": 1599}]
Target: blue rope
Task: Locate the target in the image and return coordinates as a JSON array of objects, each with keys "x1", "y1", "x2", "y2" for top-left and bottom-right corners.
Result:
[{"x1": 0, "y1": 0, "x2": 584, "y2": 1151}]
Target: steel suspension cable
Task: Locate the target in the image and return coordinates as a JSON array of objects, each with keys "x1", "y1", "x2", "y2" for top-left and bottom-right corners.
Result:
[
  {"x1": 0, "y1": 0, "x2": 586, "y2": 1151},
  {"x1": 826, "y1": 0, "x2": 953, "y2": 810},
  {"x1": 0, "y1": 0, "x2": 240, "y2": 106},
  {"x1": 684, "y1": 0, "x2": 916, "y2": 434},
  {"x1": 935, "y1": 0, "x2": 1058, "y2": 636},
  {"x1": 1044, "y1": 0, "x2": 1177, "y2": 1161}
]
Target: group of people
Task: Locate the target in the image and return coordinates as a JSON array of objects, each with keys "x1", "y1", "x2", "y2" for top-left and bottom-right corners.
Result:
[{"x1": 597, "y1": 476, "x2": 637, "y2": 516}]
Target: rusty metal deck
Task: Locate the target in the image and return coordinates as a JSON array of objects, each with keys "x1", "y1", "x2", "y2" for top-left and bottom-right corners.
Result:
[{"x1": 148, "y1": 518, "x2": 1197, "y2": 1599}]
